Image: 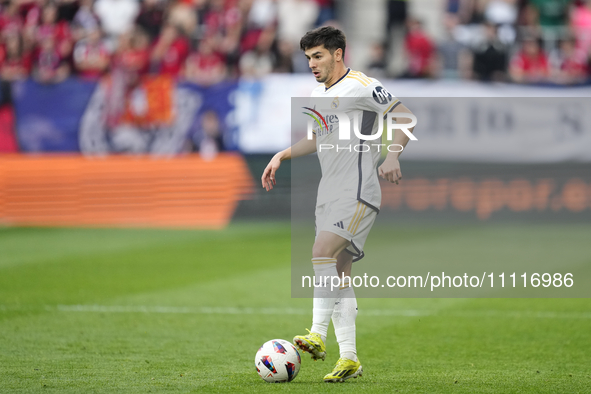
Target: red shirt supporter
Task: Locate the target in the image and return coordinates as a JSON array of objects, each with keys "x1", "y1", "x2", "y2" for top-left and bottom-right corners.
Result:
[
  {"x1": 35, "y1": 21, "x2": 70, "y2": 44},
  {"x1": 188, "y1": 51, "x2": 225, "y2": 73},
  {"x1": 510, "y1": 38, "x2": 549, "y2": 83},
  {"x1": 404, "y1": 19, "x2": 435, "y2": 77},
  {"x1": 511, "y1": 52, "x2": 548, "y2": 75},
  {"x1": 0, "y1": 34, "x2": 31, "y2": 80},
  {"x1": 0, "y1": 2, "x2": 24, "y2": 36},
  {"x1": 32, "y1": 35, "x2": 69, "y2": 83},
  {"x1": 203, "y1": 0, "x2": 241, "y2": 35},
  {"x1": 560, "y1": 57, "x2": 587, "y2": 75},
  {"x1": 550, "y1": 38, "x2": 588, "y2": 84},
  {"x1": 113, "y1": 28, "x2": 151, "y2": 75},
  {"x1": 73, "y1": 30, "x2": 110, "y2": 79},
  {"x1": 117, "y1": 47, "x2": 150, "y2": 74},
  {"x1": 184, "y1": 36, "x2": 226, "y2": 85},
  {"x1": 150, "y1": 25, "x2": 189, "y2": 77},
  {"x1": 33, "y1": 3, "x2": 72, "y2": 58}
]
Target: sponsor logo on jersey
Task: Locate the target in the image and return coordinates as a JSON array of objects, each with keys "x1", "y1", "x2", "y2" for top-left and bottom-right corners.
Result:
[{"x1": 372, "y1": 86, "x2": 393, "y2": 105}]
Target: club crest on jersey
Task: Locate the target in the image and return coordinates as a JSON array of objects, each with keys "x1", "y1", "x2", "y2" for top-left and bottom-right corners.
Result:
[
  {"x1": 372, "y1": 86, "x2": 392, "y2": 105},
  {"x1": 331, "y1": 96, "x2": 339, "y2": 109}
]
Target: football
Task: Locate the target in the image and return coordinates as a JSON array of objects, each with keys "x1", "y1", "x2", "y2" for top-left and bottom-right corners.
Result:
[{"x1": 254, "y1": 339, "x2": 301, "y2": 383}]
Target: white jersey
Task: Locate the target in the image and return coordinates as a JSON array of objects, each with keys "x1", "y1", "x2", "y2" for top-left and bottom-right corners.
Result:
[{"x1": 309, "y1": 69, "x2": 401, "y2": 212}]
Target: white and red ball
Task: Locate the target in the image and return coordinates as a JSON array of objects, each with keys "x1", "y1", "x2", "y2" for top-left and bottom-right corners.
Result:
[{"x1": 255, "y1": 339, "x2": 301, "y2": 383}]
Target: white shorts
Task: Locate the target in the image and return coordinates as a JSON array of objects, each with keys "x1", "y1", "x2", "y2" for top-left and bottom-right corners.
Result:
[{"x1": 315, "y1": 199, "x2": 378, "y2": 262}]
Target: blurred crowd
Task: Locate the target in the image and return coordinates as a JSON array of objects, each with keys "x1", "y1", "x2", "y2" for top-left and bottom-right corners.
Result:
[
  {"x1": 382, "y1": 0, "x2": 591, "y2": 85},
  {"x1": 0, "y1": 0, "x2": 335, "y2": 87},
  {"x1": 0, "y1": 0, "x2": 589, "y2": 91}
]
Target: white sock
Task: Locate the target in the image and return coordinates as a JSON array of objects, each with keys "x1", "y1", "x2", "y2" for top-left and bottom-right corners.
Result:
[
  {"x1": 310, "y1": 257, "x2": 339, "y2": 342},
  {"x1": 332, "y1": 278, "x2": 358, "y2": 362}
]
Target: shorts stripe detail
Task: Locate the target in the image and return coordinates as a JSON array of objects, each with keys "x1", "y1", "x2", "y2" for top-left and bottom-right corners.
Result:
[
  {"x1": 351, "y1": 205, "x2": 366, "y2": 235},
  {"x1": 352, "y1": 205, "x2": 367, "y2": 235},
  {"x1": 347, "y1": 202, "x2": 361, "y2": 232}
]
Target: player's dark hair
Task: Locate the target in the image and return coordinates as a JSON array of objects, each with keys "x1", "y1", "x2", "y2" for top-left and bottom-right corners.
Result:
[{"x1": 300, "y1": 26, "x2": 346, "y2": 58}]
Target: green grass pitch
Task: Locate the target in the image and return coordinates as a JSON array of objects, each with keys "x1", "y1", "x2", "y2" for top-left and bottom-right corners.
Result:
[{"x1": 1, "y1": 222, "x2": 590, "y2": 393}]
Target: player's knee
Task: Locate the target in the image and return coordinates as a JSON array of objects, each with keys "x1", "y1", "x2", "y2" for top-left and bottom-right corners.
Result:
[{"x1": 312, "y1": 242, "x2": 337, "y2": 259}]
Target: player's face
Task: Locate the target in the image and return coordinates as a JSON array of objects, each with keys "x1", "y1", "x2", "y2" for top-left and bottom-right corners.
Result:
[{"x1": 305, "y1": 46, "x2": 336, "y2": 83}]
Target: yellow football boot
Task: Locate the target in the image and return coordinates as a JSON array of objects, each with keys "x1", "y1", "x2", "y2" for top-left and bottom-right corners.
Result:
[
  {"x1": 323, "y1": 357, "x2": 363, "y2": 383},
  {"x1": 293, "y1": 329, "x2": 326, "y2": 361}
]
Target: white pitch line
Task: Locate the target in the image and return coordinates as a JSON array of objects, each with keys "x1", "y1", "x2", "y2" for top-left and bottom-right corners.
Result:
[
  {"x1": 1, "y1": 305, "x2": 590, "y2": 319},
  {"x1": 48, "y1": 305, "x2": 591, "y2": 319}
]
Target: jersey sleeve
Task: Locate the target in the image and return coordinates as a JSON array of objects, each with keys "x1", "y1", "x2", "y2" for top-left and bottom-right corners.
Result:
[{"x1": 356, "y1": 80, "x2": 401, "y2": 120}]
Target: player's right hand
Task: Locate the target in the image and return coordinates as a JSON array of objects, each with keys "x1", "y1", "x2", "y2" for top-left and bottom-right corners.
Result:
[{"x1": 261, "y1": 155, "x2": 282, "y2": 191}]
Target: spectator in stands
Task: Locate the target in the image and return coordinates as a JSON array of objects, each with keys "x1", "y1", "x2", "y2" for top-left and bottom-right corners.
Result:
[
  {"x1": 57, "y1": 0, "x2": 80, "y2": 22},
  {"x1": 32, "y1": 2, "x2": 73, "y2": 59},
  {"x1": 570, "y1": 0, "x2": 591, "y2": 59},
  {"x1": 239, "y1": 25, "x2": 274, "y2": 78},
  {"x1": 113, "y1": 26, "x2": 150, "y2": 77},
  {"x1": 202, "y1": 0, "x2": 243, "y2": 55},
  {"x1": 471, "y1": 22, "x2": 508, "y2": 81},
  {"x1": 277, "y1": 0, "x2": 318, "y2": 49},
  {"x1": 135, "y1": 0, "x2": 165, "y2": 41},
  {"x1": 184, "y1": 34, "x2": 227, "y2": 85},
  {"x1": 273, "y1": 38, "x2": 294, "y2": 73},
  {"x1": 247, "y1": 0, "x2": 278, "y2": 31},
  {"x1": 530, "y1": 0, "x2": 570, "y2": 45},
  {"x1": 73, "y1": 28, "x2": 110, "y2": 79},
  {"x1": 436, "y1": 15, "x2": 471, "y2": 79},
  {"x1": 169, "y1": 0, "x2": 199, "y2": 37},
  {"x1": 517, "y1": 1, "x2": 543, "y2": 39},
  {"x1": 549, "y1": 36, "x2": 588, "y2": 84},
  {"x1": 94, "y1": 0, "x2": 140, "y2": 49},
  {"x1": 32, "y1": 35, "x2": 70, "y2": 83},
  {"x1": 72, "y1": 0, "x2": 100, "y2": 38},
  {"x1": 483, "y1": 0, "x2": 517, "y2": 45},
  {"x1": 106, "y1": 28, "x2": 151, "y2": 129},
  {"x1": 193, "y1": 109, "x2": 225, "y2": 159},
  {"x1": 1, "y1": 1, "x2": 27, "y2": 42},
  {"x1": 385, "y1": 0, "x2": 408, "y2": 76},
  {"x1": 313, "y1": 0, "x2": 335, "y2": 26},
  {"x1": 366, "y1": 42, "x2": 387, "y2": 80},
  {"x1": 445, "y1": 0, "x2": 478, "y2": 25},
  {"x1": 150, "y1": 24, "x2": 189, "y2": 76},
  {"x1": 0, "y1": 33, "x2": 31, "y2": 81},
  {"x1": 509, "y1": 35, "x2": 549, "y2": 83},
  {"x1": 403, "y1": 18, "x2": 436, "y2": 78}
]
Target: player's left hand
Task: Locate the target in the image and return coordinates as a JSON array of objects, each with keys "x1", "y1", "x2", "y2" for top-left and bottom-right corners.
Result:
[{"x1": 378, "y1": 158, "x2": 402, "y2": 184}]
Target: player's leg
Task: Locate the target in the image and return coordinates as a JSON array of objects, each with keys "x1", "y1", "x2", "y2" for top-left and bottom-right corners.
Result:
[
  {"x1": 324, "y1": 251, "x2": 363, "y2": 382},
  {"x1": 294, "y1": 231, "x2": 350, "y2": 361},
  {"x1": 334, "y1": 252, "x2": 357, "y2": 362}
]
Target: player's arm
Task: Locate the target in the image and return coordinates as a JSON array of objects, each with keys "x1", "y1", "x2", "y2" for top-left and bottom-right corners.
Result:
[
  {"x1": 261, "y1": 134, "x2": 317, "y2": 191},
  {"x1": 378, "y1": 103, "x2": 415, "y2": 184}
]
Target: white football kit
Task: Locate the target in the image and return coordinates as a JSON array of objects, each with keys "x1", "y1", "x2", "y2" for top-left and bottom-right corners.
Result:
[{"x1": 309, "y1": 69, "x2": 401, "y2": 261}]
